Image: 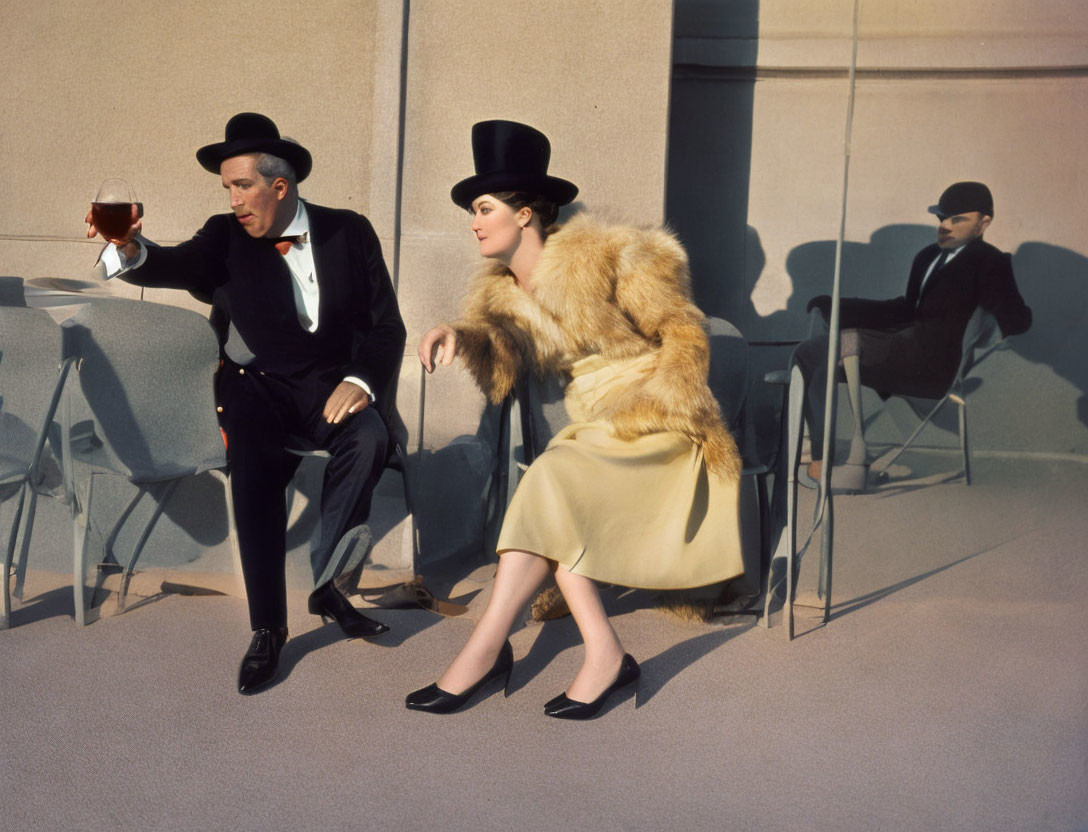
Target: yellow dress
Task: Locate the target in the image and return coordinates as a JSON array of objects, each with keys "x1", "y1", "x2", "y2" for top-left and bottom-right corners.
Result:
[{"x1": 496, "y1": 353, "x2": 744, "y2": 589}]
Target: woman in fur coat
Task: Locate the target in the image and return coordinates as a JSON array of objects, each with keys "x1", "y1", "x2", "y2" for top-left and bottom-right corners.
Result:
[{"x1": 405, "y1": 121, "x2": 744, "y2": 720}]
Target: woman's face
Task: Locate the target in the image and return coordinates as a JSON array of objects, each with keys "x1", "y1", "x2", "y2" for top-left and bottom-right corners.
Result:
[{"x1": 470, "y1": 194, "x2": 530, "y2": 261}]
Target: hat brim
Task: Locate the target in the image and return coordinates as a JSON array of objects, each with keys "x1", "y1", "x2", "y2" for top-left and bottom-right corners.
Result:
[
  {"x1": 927, "y1": 203, "x2": 994, "y2": 218},
  {"x1": 196, "y1": 138, "x2": 313, "y2": 182},
  {"x1": 450, "y1": 172, "x2": 578, "y2": 210}
]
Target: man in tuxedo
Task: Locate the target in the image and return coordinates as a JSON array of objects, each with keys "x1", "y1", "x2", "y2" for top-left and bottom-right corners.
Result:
[
  {"x1": 88, "y1": 113, "x2": 407, "y2": 693},
  {"x1": 798, "y1": 181, "x2": 1032, "y2": 481}
]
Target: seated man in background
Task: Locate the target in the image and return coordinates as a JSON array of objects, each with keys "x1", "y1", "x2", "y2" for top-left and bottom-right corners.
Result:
[
  {"x1": 796, "y1": 181, "x2": 1032, "y2": 481},
  {"x1": 87, "y1": 113, "x2": 407, "y2": 694}
]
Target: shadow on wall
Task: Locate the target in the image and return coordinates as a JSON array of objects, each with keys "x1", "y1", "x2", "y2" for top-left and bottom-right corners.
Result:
[
  {"x1": 1009, "y1": 243, "x2": 1088, "y2": 431},
  {"x1": 665, "y1": 0, "x2": 758, "y2": 325},
  {"x1": 781, "y1": 225, "x2": 1088, "y2": 437}
]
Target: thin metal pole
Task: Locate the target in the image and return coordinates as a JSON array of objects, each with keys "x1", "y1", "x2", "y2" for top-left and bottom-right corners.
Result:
[
  {"x1": 814, "y1": 0, "x2": 861, "y2": 624},
  {"x1": 391, "y1": 0, "x2": 411, "y2": 295}
]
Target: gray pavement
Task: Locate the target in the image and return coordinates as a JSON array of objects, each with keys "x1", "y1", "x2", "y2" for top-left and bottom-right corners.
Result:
[{"x1": 2, "y1": 456, "x2": 1086, "y2": 831}]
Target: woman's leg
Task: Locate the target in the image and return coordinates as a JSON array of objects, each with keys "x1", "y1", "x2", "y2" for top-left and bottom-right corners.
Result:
[
  {"x1": 553, "y1": 566, "x2": 626, "y2": 702},
  {"x1": 436, "y1": 549, "x2": 552, "y2": 694}
]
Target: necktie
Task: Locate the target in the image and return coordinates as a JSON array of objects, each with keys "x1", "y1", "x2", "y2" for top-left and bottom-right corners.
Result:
[
  {"x1": 272, "y1": 232, "x2": 308, "y2": 255},
  {"x1": 918, "y1": 250, "x2": 948, "y2": 307}
]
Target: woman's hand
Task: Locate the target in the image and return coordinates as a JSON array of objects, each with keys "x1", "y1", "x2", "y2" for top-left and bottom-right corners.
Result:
[{"x1": 418, "y1": 324, "x2": 458, "y2": 373}]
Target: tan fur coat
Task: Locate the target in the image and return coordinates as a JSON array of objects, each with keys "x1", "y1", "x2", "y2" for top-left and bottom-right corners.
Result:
[{"x1": 453, "y1": 214, "x2": 741, "y2": 479}]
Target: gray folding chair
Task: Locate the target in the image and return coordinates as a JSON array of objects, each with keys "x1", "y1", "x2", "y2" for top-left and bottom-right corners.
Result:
[
  {"x1": 706, "y1": 317, "x2": 777, "y2": 605},
  {"x1": 1, "y1": 307, "x2": 69, "y2": 628},
  {"x1": 871, "y1": 307, "x2": 1009, "y2": 485},
  {"x1": 58, "y1": 299, "x2": 228, "y2": 625},
  {"x1": 761, "y1": 347, "x2": 807, "y2": 637}
]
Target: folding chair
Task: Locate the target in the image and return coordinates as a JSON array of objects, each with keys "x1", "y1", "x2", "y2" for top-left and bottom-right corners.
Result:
[
  {"x1": 0, "y1": 308, "x2": 69, "y2": 628},
  {"x1": 870, "y1": 307, "x2": 1008, "y2": 485},
  {"x1": 58, "y1": 299, "x2": 228, "y2": 625}
]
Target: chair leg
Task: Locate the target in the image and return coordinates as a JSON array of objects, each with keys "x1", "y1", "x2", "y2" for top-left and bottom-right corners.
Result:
[
  {"x1": 841, "y1": 355, "x2": 868, "y2": 466},
  {"x1": 2, "y1": 488, "x2": 28, "y2": 629},
  {"x1": 394, "y1": 446, "x2": 421, "y2": 574},
  {"x1": 11, "y1": 484, "x2": 38, "y2": 602},
  {"x1": 72, "y1": 472, "x2": 99, "y2": 626},
  {"x1": 959, "y1": 399, "x2": 971, "y2": 485},
  {"x1": 116, "y1": 481, "x2": 177, "y2": 612},
  {"x1": 213, "y1": 469, "x2": 246, "y2": 600},
  {"x1": 756, "y1": 471, "x2": 770, "y2": 598},
  {"x1": 764, "y1": 361, "x2": 806, "y2": 640},
  {"x1": 872, "y1": 393, "x2": 950, "y2": 475}
]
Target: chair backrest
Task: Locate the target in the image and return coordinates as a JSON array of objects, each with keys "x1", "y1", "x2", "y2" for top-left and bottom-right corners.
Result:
[
  {"x1": 955, "y1": 307, "x2": 1003, "y2": 382},
  {"x1": 706, "y1": 316, "x2": 749, "y2": 430},
  {"x1": 0, "y1": 276, "x2": 27, "y2": 308},
  {"x1": 515, "y1": 371, "x2": 569, "y2": 463},
  {"x1": 0, "y1": 307, "x2": 63, "y2": 475},
  {"x1": 61, "y1": 299, "x2": 226, "y2": 482}
]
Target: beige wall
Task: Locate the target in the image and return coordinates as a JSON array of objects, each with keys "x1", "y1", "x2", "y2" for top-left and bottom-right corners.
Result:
[
  {"x1": 397, "y1": 0, "x2": 676, "y2": 563},
  {"x1": 0, "y1": 0, "x2": 677, "y2": 571},
  {"x1": 0, "y1": 0, "x2": 400, "y2": 297},
  {"x1": 397, "y1": 0, "x2": 675, "y2": 450},
  {"x1": 671, "y1": 0, "x2": 1088, "y2": 456}
]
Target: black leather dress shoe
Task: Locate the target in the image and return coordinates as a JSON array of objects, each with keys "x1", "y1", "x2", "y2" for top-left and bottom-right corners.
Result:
[
  {"x1": 308, "y1": 582, "x2": 390, "y2": 639},
  {"x1": 405, "y1": 641, "x2": 513, "y2": 714},
  {"x1": 237, "y1": 627, "x2": 288, "y2": 695},
  {"x1": 544, "y1": 654, "x2": 640, "y2": 720}
]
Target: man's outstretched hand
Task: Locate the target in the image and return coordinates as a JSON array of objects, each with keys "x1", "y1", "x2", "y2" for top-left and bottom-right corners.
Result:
[{"x1": 85, "y1": 204, "x2": 142, "y2": 262}]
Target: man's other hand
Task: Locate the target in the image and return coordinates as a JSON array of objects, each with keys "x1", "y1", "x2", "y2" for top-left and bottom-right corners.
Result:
[{"x1": 323, "y1": 381, "x2": 370, "y2": 424}]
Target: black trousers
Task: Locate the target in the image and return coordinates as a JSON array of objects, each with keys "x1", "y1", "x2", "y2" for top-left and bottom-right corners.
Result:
[
  {"x1": 795, "y1": 327, "x2": 952, "y2": 461},
  {"x1": 219, "y1": 362, "x2": 388, "y2": 630}
]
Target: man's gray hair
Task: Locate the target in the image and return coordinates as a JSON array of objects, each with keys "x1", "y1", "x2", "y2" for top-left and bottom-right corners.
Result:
[{"x1": 256, "y1": 153, "x2": 297, "y2": 187}]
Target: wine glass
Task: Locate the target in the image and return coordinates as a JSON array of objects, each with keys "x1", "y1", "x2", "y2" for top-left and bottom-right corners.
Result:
[{"x1": 91, "y1": 178, "x2": 143, "y2": 242}]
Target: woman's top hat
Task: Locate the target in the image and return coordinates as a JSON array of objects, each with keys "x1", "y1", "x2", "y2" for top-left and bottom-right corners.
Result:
[
  {"x1": 196, "y1": 112, "x2": 313, "y2": 182},
  {"x1": 450, "y1": 120, "x2": 578, "y2": 210}
]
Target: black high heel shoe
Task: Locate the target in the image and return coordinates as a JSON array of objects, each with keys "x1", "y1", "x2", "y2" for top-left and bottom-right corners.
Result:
[
  {"x1": 405, "y1": 641, "x2": 514, "y2": 714},
  {"x1": 543, "y1": 653, "x2": 640, "y2": 720},
  {"x1": 308, "y1": 582, "x2": 390, "y2": 638}
]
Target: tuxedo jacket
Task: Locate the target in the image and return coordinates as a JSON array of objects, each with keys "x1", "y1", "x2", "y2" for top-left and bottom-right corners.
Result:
[
  {"x1": 123, "y1": 201, "x2": 407, "y2": 426},
  {"x1": 833, "y1": 238, "x2": 1032, "y2": 398}
]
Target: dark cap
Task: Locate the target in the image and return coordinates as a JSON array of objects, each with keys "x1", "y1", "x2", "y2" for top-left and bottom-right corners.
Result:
[{"x1": 928, "y1": 181, "x2": 993, "y2": 219}]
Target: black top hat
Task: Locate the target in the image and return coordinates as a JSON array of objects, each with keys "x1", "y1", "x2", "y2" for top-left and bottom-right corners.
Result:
[
  {"x1": 450, "y1": 120, "x2": 578, "y2": 210},
  {"x1": 928, "y1": 181, "x2": 994, "y2": 218},
  {"x1": 196, "y1": 112, "x2": 313, "y2": 182}
]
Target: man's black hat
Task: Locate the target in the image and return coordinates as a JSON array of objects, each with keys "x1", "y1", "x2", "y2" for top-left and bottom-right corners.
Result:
[
  {"x1": 196, "y1": 112, "x2": 312, "y2": 182},
  {"x1": 450, "y1": 120, "x2": 578, "y2": 210},
  {"x1": 928, "y1": 181, "x2": 994, "y2": 219}
]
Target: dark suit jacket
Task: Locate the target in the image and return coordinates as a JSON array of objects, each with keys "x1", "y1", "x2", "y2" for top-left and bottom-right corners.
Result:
[
  {"x1": 816, "y1": 238, "x2": 1031, "y2": 398},
  {"x1": 122, "y1": 201, "x2": 407, "y2": 425}
]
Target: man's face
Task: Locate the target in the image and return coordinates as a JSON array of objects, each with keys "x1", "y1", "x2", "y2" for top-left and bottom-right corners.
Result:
[
  {"x1": 936, "y1": 211, "x2": 991, "y2": 250},
  {"x1": 220, "y1": 154, "x2": 289, "y2": 238}
]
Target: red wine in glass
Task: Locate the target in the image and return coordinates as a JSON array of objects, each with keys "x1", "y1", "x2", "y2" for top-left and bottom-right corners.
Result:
[
  {"x1": 91, "y1": 179, "x2": 142, "y2": 241},
  {"x1": 91, "y1": 202, "x2": 143, "y2": 238}
]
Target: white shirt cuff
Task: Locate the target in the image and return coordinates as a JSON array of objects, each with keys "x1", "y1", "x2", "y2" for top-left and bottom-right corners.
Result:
[
  {"x1": 101, "y1": 236, "x2": 149, "y2": 278},
  {"x1": 342, "y1": 376, "x2": 375, "y2": 403}
]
